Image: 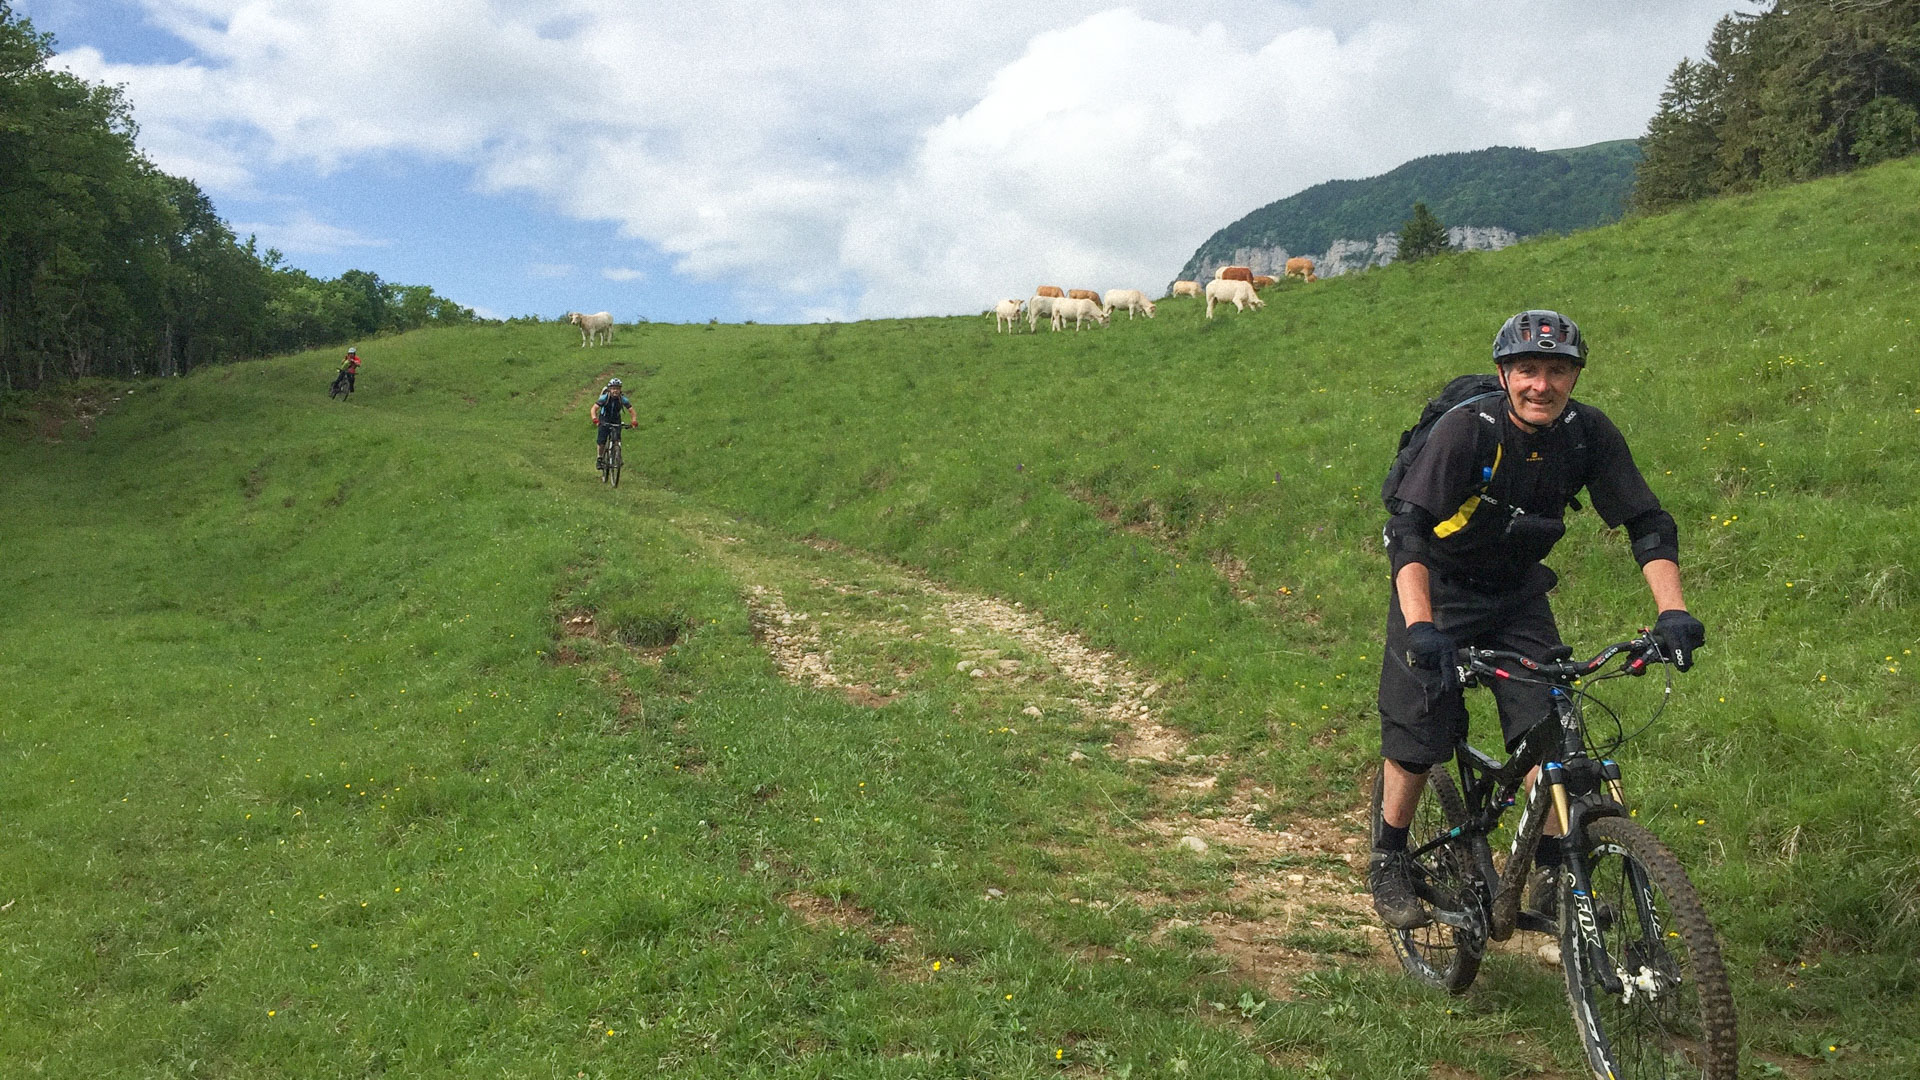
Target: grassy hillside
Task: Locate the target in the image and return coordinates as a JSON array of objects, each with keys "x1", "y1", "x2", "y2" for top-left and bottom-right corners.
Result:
[{"x1": 4, "y1": 157, "x2": 1918, "y2": 1077}]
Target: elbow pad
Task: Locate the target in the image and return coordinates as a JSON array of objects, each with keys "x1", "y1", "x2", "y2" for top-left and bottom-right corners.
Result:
[
  {"x1": 1383, "y1": 509, "x2": 1436, "y2": 575},
  {"x1": 1625, "y1": 508, "x2": 1679, "y2": 566}
]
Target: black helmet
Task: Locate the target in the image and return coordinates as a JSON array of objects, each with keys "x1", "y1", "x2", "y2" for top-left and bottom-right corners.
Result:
[
  {"x1": 606, "y1": 377, "x2": 622, "y2": 388},
  {"x1": 1493, "y1": 310, "x2": 1585, "y2": 366}
]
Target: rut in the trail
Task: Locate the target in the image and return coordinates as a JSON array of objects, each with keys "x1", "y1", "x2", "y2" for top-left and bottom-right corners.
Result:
[{"x1": 692, "y1": 522, "x2": 1390, "y2": 996}]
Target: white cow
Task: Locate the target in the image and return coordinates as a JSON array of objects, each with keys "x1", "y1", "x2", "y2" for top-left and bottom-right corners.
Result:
[
  {"x1": 1025, "y1": 294, "x2": 1056, "y2": 333},
  {"x1": 1050, "y1": 296, "x2": 1110, "y2": 331},
  {"x1": 567, "y1": 311, "x2": 614, "y2": 346},
  {"x1": 1204, "y1": 278, "x2": 1264, "y2": 319},
  {"x1": 993, "y1": 298, "x2": 1025, "y2": 333},
  {"x1": 1171, "y1": 280, "x2": 1203, "y2": 298},
  {"x1": 1103, "y1": 289, "x2": 1156, "y2": 319}
]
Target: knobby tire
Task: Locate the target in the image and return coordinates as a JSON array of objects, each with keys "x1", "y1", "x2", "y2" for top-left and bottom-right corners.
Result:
[
  {"x1": 1561, "y1": 816, "x2": 1737, "y2": 1080},
  {"x1": 1371, "y1": 766, "x2": 1488, "y2": 993},
  {"x1": 610, "y1": 437, "x2": 622, "y2": 488}
]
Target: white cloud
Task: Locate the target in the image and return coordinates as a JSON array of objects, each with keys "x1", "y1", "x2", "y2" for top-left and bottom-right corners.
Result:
[
  {"x1": 51, "y1": 1, "x2": 1733, "y2": 319},
  {"x1": 227, "y1": 210, "x2": 388, "y2": 255},
  {"x1": 601, "y1": 267, "x2": 645, "y2": 282}
]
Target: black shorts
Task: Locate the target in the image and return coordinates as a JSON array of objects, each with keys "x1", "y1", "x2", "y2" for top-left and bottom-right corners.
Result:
[
  {"x1": 1377, "y1": 564, "x2": 1564, "y2": 766},
  {"x1": 596, "y1": 424, "x2": 621, "y2": 446}
]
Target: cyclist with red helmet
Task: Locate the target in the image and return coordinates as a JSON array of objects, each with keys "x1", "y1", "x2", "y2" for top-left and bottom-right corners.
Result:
[{"x1": 1369, "y1": 310, "x2": 1707, "y2": 930}]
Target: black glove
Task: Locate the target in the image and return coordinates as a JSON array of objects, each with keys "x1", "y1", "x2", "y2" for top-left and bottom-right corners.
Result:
[
  {"x1": 1652, "y1": 609, "x2": 1706, "y2": 672},
  {"x1": 1405, "y1": 621, "x2": 1460, "y2": 691}
]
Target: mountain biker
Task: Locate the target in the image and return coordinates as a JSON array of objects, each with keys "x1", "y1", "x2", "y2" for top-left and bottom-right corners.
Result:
[
  {"x1": 1370, "y1": 309, "x2": 1707, "y2": 930},
  {"x1": 337, "y1": 347, "x2": 361, "y2": 393},
  {"x1": 591, "y1": 377, "x2": 636, "y2": 467}
]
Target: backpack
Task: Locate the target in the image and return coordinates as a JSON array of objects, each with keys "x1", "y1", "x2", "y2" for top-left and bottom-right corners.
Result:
[
  {"x1": 1381, "y1": 375, "x2": 1506, "y2": 513},
  {"x1": 1381, "y1": 374, "x2": 1590, "y2": 515}
]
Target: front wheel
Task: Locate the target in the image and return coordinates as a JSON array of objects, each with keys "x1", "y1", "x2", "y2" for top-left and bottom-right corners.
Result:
[
  {"x1": 1371, "y1": 766, "x2": 1488, "y2": 993},
  {"x1": 1561, "y1": 815, "x2": 1738, "y2": 1080},
  {"x1": 609, "y1": 437, "x2": 622, "y2": 488}
]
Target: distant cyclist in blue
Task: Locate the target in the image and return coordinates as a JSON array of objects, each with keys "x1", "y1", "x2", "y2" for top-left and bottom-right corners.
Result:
[{"x1": 591, "y1": 377, "x2": 636, "y2": 470}]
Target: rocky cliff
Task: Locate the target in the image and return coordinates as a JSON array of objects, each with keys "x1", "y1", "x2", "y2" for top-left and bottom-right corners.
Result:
[{"x1": 1190, "y1": 225, "x2": 1521, "y2": 281}]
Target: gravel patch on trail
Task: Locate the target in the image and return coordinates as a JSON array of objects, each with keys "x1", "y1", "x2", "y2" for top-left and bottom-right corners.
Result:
[
  {"x1": 746, "y1": 584, "x2": 843, "y2": 690},
  {"x1": 931, "y1": 589, "x2": 1185, "y2": 762},
  {"x1": 718, "y1": 527, "x2": 1381, "y2": 995}
]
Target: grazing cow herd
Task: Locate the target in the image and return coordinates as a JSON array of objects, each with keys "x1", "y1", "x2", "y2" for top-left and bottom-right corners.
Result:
[
  {"x1": 565, "y1": 256, "x2": 1320, "y2": 347},
  {"x1": 991, "y1": 257, "x2": 1314, "y2": 331}
]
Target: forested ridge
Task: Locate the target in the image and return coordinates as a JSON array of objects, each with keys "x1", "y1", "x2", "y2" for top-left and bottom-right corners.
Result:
[
  {"x1": 1177, "y1": 141, "x2": 1641, "y2": 281},
  {"x1": 1634, "y1": 0, "x2": 1920, "y2": 212},
  {"x1": 0, "y1": 4, "x2": 477, "y2": 391}
]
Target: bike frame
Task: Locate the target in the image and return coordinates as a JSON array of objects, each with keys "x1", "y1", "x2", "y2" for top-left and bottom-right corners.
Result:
[{"x1": 1413, "y1": 638, "x2": 1660, "y2": 994}]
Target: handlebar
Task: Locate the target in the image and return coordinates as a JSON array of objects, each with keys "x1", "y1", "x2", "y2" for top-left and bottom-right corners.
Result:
[{"x1": 1459, "y1": 633, "x2": 1669, "y2": 686}]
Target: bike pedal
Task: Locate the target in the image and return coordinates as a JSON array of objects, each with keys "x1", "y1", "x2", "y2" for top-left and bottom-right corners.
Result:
[{"x1": 1427, "y1": 906, "x2": 1482, "y2": 933}]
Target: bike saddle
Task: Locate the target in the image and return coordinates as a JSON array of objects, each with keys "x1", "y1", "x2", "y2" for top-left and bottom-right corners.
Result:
[{"x1": 1545, "y1": 644, "x2": 1574, "y2": 662}]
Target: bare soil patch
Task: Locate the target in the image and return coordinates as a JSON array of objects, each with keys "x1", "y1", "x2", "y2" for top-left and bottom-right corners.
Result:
[{"x1": 715, "y1": 523, "x2": 1383, "y2": 997}]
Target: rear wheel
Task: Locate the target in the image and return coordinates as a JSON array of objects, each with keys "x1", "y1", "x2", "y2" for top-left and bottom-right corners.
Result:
[
  {"x1": 1371, "y1": 766, "x2": 1488, "y2": 993},
  {"x1": 1561, "y1": 815, "x2": 1737, "y2": 1080}
]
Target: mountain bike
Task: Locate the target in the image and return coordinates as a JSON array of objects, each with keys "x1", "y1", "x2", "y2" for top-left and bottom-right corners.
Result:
[
  {"x1": 1368, "y1": 633, "x2": 1737, "y2": 1080},
  {"x1": 328, "y1": 369, "x2": 354, "y2": 400},
  {"x1": 597, "y1": 423, "x2": 628, "y2": 487}
]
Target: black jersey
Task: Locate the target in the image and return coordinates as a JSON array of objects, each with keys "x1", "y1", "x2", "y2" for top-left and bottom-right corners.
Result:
[{"x1": 1392, "y1": 400, "x2": 1661, "y2": 588}]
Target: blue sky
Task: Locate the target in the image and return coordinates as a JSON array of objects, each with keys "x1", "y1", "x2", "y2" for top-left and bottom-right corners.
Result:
[{"x1": 24, "y1": 1, "x2": 1737, "y2": 325}]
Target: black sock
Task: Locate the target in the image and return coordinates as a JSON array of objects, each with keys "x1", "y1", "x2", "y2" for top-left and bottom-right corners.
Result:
[
  {"x1": 1535, "y1": 835, "x2": 1564, "y2": 868},
  {"x1": 1376, "y1": 822, "x2": 1410, "y2": 853}
]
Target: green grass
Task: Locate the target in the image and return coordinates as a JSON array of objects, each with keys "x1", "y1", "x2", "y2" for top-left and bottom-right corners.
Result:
[{"x1": 4, "y1": 156, "x2": 1919, "y2": 1077}]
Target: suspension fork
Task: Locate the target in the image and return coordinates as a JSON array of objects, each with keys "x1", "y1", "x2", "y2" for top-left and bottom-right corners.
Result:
[{"x1": 1559, "y1": 801, "x2": 1630, "y2": 996}]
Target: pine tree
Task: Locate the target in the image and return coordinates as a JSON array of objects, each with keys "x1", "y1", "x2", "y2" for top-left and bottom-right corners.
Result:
[
  {"x1": 1395, "y1": 202, "x2": 1450, "y2": 263},
  {"x1": 1631, "y1": 1, "x2": 1920, "y2": 213},
  {"x1": 1632, "y1": 57, "x2": 1727, "y2": 213}
]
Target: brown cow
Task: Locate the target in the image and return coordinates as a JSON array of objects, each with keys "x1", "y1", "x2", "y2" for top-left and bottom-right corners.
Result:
[
  {"x1": 1214, "y1": 265, "x2": 1253, "y2": 283},
  {"x1": 1284, "y1": 256, "x2": 1316, "y2": 282},
  {"x1": 1036, "y1": 285, "x2": 1064, "y2": 298},
  {"x1": 1067, "y1": 289, "x2": 1101, "y2": 304},
  {"x1": 1251, "y1": 275, "x2": 1278, "y2": 290}
]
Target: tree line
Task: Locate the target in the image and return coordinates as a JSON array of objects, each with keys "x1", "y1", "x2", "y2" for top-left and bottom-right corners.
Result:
[
  {"x1": 1634, "y1": 0, "x2": 1920, "y2": 213},
  {"x1": 0, "y1": 4, "x2": 477, "y2": 392}
]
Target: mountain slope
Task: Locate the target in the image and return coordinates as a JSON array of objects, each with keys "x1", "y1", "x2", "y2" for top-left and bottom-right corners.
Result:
[
  {"x1": 5, "y1": 155, "x2": 1920, "y2": 1077},
  {"x1": 1176, "y1": 140, "x2": 1642, "y2": 281}
]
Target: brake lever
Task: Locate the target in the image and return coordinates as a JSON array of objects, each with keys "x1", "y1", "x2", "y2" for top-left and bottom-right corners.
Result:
[{"x1": 1624, "y1": 635, "x2": 1665, "y2": 677}]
